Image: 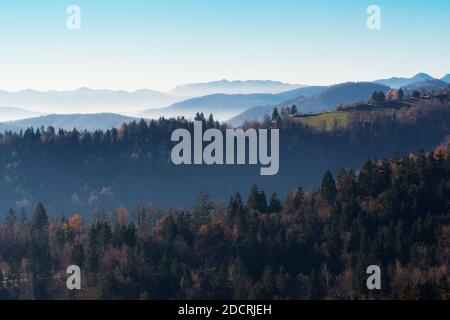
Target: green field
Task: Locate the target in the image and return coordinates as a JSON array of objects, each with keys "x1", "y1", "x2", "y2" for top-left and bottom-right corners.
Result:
[{"x1": 294, "y1": 111, "x2": 349, "y2": 131}]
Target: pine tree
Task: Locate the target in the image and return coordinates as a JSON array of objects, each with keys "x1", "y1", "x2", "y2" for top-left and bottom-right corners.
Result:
[
  {"x1": 229, "y1": 193, "x2": 244, "y2": 220},
  {"x1": 326, "y1": 206, "x2": 343, "y2": 263},
  {"x1": 284, "y1": 186, "x2": 304, "y2": 213},
  {"x1": 358, "y1": 160, "x2": 373, "y2": 196},
  {"x1": 258, "y1": 189, "x2": 267, "y2": 212},
  {"x1": 321, "y1": 171, "x2": 337, "y2": 203},
  {"x1": 207, "y1": 113, "x2": 215, "y2": 128},
  {"x1": 194, "y1": 112, "x2": 205, "y2": 122},
  {"x1": 371, "y1": 91, "x2": 386, "y2": 103},
  {"x1": 271, "y1": 108, "x2": 280, "y2": 121},
  {"x1": 71, "y1": 243, "x2": 85, "y2": 267},
  {"x1": 261, "y1": 265, "x2": 275, "y2": 299},
  {"x1": 161, "y1": 216, "x2": 177, "y2": 242},
  {"x1": 31, "y1": 203, "x2": 49, "y2": 241},
  {"x1": 268, "y1": 192, "x2": 282, "y2": 213},
  {"x1": 18, "y1": 207, "x2": 27, "y2": 227},
  {"x1": 247, "y1": 185, "x2": 266, "y2": 212},
  {"x1": 193, "y1": 192, "x2": 210, "y2": 223},
  {"x1": 291, "y1": 104, "x2": 298, "y2": 115},
  {"x1": 29, "y1": 203, "x2": 50, "y2": 299},
  {"x1": 6, "y1": 208, "x2": 16, "y2": 238}
]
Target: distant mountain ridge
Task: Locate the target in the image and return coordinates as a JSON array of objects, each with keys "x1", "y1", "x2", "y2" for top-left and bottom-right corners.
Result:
[
  {"x1": 441, "y1": 74, "x2": 450, "y2": 84},
  {"x1": 0, "y1": 113, "x2": 137, "y2": 132},
  {"x1": 278, "y1": 82, "x2": 390, "y2": 113},
  {"x1": 0, "y1": 81, "x2": 305, "y2": 117},
  {"x1": 0, "y1": 107, "x2": 42, "y2": 122},
  {"x1": 140, "y1": 93, "x2": 283, "y2": 121},
  {"x1": 0, "y1": 88, "x2": 182, "y2": 114},
  {"x1": 374, "y1": 73, "x2": 434, "y2": 88},
  {"x1": 275, "y1": 86, "x2": 328, "y2": 100},
  {"x1": 0, "y1": 75, "x2": 448, "y2": 125},
  {"x1": 401, "y1": 79, "x2": 449, "y2": 94},
  {"x1": 140, "y1": 86, "x2": 327, "y2": 121},
  {"x1": 168, "y1": 79, "x2": 304, "y2": 97}
]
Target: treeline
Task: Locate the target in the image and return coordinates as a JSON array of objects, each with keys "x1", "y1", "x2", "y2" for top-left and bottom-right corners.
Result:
[
  {"x1": 0, "y1": 88, "x2": 449, "y2": 213},
  {"x1": 0, "y1": 145, "x2": 449, "y2": 299}
]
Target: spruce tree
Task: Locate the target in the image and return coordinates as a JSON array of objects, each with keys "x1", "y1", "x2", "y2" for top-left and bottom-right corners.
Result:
[
  {"x1": 271, "y1": 108, "x2": 280, "y2": 121},
  {"x1": 29, "y1": 203, "x2": 50, "y2": 299},
  {"x1": 6, "y1": 208, "x2": 16, "y2": 238},
  {"x1": 291, "y1": 104, "x2": 298, "y2": 115},
  {"x1": 268, "y1": 192, "x2": 282, "y2": 213},
  {"x1": 321, "y1": 171, "x2": 337, "y2": 203}
]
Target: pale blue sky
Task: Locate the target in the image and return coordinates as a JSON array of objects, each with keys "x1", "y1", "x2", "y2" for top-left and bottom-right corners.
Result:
[{"x1": 0, "y1": 0, "x2": 449, "y2": 91}]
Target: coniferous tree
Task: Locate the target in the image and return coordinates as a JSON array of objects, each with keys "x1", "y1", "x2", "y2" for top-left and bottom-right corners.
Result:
[
  {"x1": 291, "y1": 104, "x2": 298, "y2": 115},
  {"x1": 247, "y1": 185, "x2": 260, "y2": 212},
  {"x1": 284, "y1": 186, "x2": 304, "y2": 213},
  {"x1": 18, "y1": 207, "x2": 27, "y2": 227},
  {"x1": 193, "y1": 192, "x2": 210, "y2": 223},
  {"x1": 6, "y1": 208, "x2": 16, "y2": 238},
  {"x1": 29, "y1": 203, "x2": 50, "y2": 299},
  {"x1": 71, "y1": 243, "x2": 85, "y2": 267},
  {"x1": 268, "y1": 192, "x2": 282, "y2": 213},
  {"x1": 321, "y1": 171, "x2": 337, "y2": 203},
  {"x1": 0, "y1": 142, "x2": 447, "y2": 299},
  {"x1": 271, "y1": 108, "x2": 280, "y2": 121},
  {"x1": 229, "y1": 193, "x2": 244, "y2": 221}
]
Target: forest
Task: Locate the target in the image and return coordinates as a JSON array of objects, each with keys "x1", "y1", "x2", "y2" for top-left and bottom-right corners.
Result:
[
  {"x1": 0, "y1": 87, "x2": 449, "y2": 300},
  {"x1": 0, "y1": 144, "x2": 448, "y2": 299},
  {"x1": 0, "y1": 87, "x2": 449, "y2": 214}
]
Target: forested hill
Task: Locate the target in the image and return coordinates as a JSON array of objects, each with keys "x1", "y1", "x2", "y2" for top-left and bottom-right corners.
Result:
[
  {"x1": 0, "y1": 88, "x2": 449, "y2": 215},
  {"x1": 0, "y1": 146, "x2": 448, "y2": 299}
]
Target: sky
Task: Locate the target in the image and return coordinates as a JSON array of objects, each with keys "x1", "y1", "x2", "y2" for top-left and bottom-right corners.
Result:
[{"x1": 0, "y1": 0, "x2": 449, "y2": 92}]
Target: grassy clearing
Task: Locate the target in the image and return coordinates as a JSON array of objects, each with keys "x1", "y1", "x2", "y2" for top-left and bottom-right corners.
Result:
[{"x1": 294, "y1": 111, "x2": 349, "y2": 131}]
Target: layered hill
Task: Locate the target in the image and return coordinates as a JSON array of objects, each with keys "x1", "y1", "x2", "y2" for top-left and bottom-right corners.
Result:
[
  {"x1": 0, "y1": 113, "x2": 137, "y2": 132},
  {"x1": 401, "y1": 79, "x2": 449, "y2": 94},
  {"x1": 374, "y1": 72, "x2": 434, "y2": 88},
  {"x1": 0, "y1": 88, "x2": 181, "y2": 114},
  {"x1": 229, "y1": 82, "x2": 389, "y2": 126},
  {"x1": 442, "y1": 74, "x2": 450, "y2": 84},
  {"x1": 168, "y1": 79, "x2": 304, "y2": 97},
  {"x1": 0, "y1": 107, "x2": 41, "y2": 122},
  {"x1": 140, "y1": 86, "x2": 327, "y2": 121}
]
